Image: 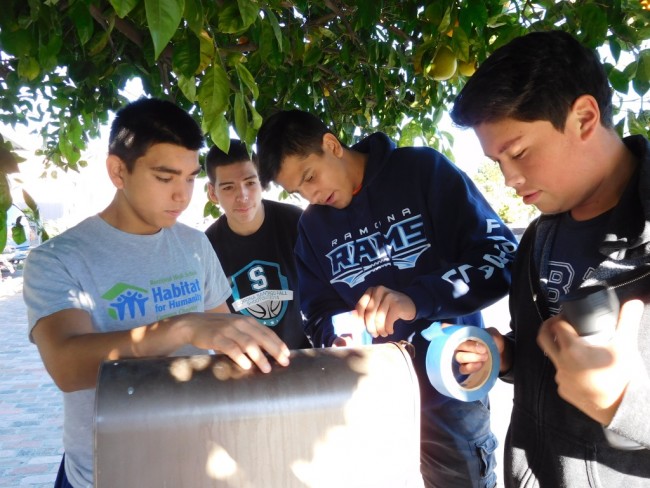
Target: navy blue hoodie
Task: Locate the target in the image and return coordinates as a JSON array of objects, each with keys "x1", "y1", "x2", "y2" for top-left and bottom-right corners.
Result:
[{"x1": 295, "y1": 132, "x2": 517, "y2": 404}]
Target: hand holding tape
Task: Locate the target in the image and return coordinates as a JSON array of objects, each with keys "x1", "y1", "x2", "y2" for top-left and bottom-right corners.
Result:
[{"x1": 423, "y1": 322, "x2": 500, "y2": 402}]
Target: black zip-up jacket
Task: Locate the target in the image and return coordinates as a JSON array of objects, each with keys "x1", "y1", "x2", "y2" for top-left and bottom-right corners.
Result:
[{"x1": 504, "y1": 135, "x2": 650, "y2": 487}]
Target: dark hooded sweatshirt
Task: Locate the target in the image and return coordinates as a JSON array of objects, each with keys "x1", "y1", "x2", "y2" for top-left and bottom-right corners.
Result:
[
  {"x1": 503, "y1": 135, "x2": 650, "y2": 487},
  {"x1": 295, "y1": 132, "x2": 518, "y2": 486}
]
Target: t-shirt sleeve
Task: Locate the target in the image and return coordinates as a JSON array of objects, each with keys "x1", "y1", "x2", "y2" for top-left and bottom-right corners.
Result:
[
  {"x1": 23, "y1": 244, "x2": 92, "y2": 342},
  {"x1": 200, "y1": 234, "x2": 231, "y2": 310}
]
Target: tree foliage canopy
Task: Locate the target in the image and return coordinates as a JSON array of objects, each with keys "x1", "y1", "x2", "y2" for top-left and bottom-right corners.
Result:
[{"x1": 0, "y1": 0, "x2": 649, "y2": 250}]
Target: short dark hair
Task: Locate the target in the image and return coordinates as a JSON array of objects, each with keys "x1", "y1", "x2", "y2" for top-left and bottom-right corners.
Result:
[
  {"x1": 450, "y1": 30, "x2": 613, "y2": 131},
  {"x1": 256, "y1": 110, "x2": 333, "y2": 187},
  {"x1": 205, "y1": 139, "x2": 255, "y2": 185},
  {"x1": 109, "y1": 98, "x2": 204, "y2": 172}
]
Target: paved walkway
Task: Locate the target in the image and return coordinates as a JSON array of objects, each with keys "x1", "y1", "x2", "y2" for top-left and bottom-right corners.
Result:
[{"x1": 0, "y1": 277, "x2": 62, "y2": 487}]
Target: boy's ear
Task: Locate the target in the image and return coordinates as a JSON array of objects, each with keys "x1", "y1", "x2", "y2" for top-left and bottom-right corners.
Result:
[
  {"x1": 207, "y1": 182, "x2": 219, "y2": 204},
  {"x1": 106, "y1": 154, "x2": 127, "y2": 189},
  {"x1": 571, "y1": 94, "x2": 600, "y2": 141},
  {"x1": 322, "y1": 133, "x2": 343, "y2": 158}
]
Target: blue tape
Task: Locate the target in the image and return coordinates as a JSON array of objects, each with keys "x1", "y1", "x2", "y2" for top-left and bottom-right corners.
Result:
[{"x1": 423, "y1": 322, "x2": 499, "y2": 402}]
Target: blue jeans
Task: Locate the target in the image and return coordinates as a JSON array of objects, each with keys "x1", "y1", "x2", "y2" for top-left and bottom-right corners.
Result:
[
  {"x1": 412, "y1": 333, "x2": 498, "y2": 488},
  {"x1": 420, "y1": 396, "x2": 498, "y2": 488},
  {"x1": 54, "y1": 454, "x2": 74, "y2": 488}
]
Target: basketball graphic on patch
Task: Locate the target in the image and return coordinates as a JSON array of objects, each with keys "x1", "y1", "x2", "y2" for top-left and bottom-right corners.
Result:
[
  {"x1": 230, "y1": 260, "x2": 291, "y2": 327},
  {"x1": 247, "y1": 300, "x2": 283, "y2": 320}
]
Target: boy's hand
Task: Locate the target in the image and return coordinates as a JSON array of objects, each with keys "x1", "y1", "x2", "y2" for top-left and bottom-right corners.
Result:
[
  {"x1": 355, "y1": 286, "x2": 416, "y2": 338},
  {"x1": 537, "y1": 299, "x2": 644, "y2": 425},
  {"x1": 184, "y1": 312, "x2": 291, "y2": 373},
  {"x1": 332, "y1": 336, "x2": 352, "y2": 347},
  {"x1": 454, "y1": 327, "x2": 507, "y2": 374}
]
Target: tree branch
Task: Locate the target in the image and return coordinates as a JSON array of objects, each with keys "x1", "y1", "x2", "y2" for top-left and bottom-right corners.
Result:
[
  {"x1": 89, "y1": 4, "x2": 144, "y2": 48},
  {"x1": 323, "y1": 0, "x2": 359, "y2": 45}
]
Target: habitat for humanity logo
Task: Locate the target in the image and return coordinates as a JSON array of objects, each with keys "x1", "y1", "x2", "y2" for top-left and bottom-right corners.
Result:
[
  {"x1": 151, "y1": 277, "x2": 202, "y2": 314},
  {"x1": 102, "y1": 283, "x2": 149, "y2": 320}
]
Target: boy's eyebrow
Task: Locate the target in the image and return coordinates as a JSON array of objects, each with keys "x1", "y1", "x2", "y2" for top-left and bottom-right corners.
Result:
[
  {"x1": 285, "y1": 169, "x2": 309, "y2": 194},
  {"x1": 497, "y1": 135, "x2": 522, "y2": 155},
  {"x1": 151, "y1": 165, "x2": 202, "y2": 176},
  {"x1": 217, "y1": 174, "x2": 258, "y2": 188}
]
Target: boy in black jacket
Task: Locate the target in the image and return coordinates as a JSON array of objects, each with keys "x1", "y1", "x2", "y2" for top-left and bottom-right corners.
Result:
[
  {"x1": 257, "y1": 110, "x2": 518, "y2": 488},
  {"x1": 451, "y1": 30, "x2": 650, "y2": 487}
]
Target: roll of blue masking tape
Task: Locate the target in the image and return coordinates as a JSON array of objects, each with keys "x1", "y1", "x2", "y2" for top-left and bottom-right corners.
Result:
[{"x1": 423, "y1": 322, "x2": 499, "y2": 402}]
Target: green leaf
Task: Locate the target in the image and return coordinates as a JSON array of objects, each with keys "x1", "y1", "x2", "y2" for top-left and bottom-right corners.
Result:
[
  {"x1": 38, "y1": 34, "x2": 63, "y2": 72},
  {"x1": 0, "y1": 214, "x2": 6, "y2": 254},
  {"x1": 353, "y1": 73, "x2": 366, "y2": 101},
  {"x1": 183, "y1": 0, "x2": 204, "y2": 35},
  {"x1": 109, "y1": 0, "x2": 139, "y2": 18},
  {"x1": 58, "y1": 134, "x2": 81, "y2": 165},
  {"x1": 70, "y1": 1, "x2": 94, "y2": 46},
  {"x1": 198, "y1": 63, "x2": 230, "y2": 119},
  {"x1": 258, "y1": 22, "x2": 279, "y2": 65},
  {"x1": 607, "y1": 67, "x2": 630, "y2": 94},
  {"x1": 178, "y1": 74, "x2": 197, "y2": 102},
  {"x1": 17, "y1": 57, "x2": 40, "y2": 81},
  {"x1": 438, "y1": 6, "x2": 452, "y2": 34},
  {"x1": 22, "y1": 189, "x2": 40, "y2": 219},
  {"x1": 234, "y1": 92, "x2": 247, "y2": 141},
  {"x1": 197, "y1": 31, "x2": 215, "y2": 73},
  {"x1": 87, "y1": 30, "x2": 110, "y2": 57},
  {"x1": 608, "y1": 37, "x2": 621, "y2": 64},
  {"x1": 145, "y1": 0, "x2": 185, "y2": 60},
  {"x1": 0, "y1": 174, "x2": 11, "y2": 213},
  {"x1": 451, "y1": 27, "x2": 470, "y2": 62},
  {"x1": 203, "y1": 200, "x2": 221, "y2": 218},
  {"x1": 219, "y1": 3, "x2": 244, "y2": 34},
  {"x1": 632, "y1": 78, "x2": 649, "y2": 97},
  {"x1": 577, "y1": 4, "x2": 608, "y2": 48},
  {"x1": 11, "y1": 219, "x2": 26, "y2": 245},
  {"x1": 173, "y1": 35, "x2": 200, "y2": 77},
  {"x1": 0, "y1": 28, "x2": 34, "y2": 57},
  {"x1": 464, "y1": 0, "x2": 488, "y2": 30},
  {"x1": 264, "y1": 8, "x2": 283, "y2": 52},
  {"x1": 209, "y1": 113, "x2": 230, "y2": 153},
  {"x1": 627, "y1": 110, "x2": 650, "y2": 136},
  {"x1": 237, "y1": 0, "x2": 259, "y2": 29},
  {"x1": 303, "y1": 45, "x2": 322, "y2": 67},
  {"x1": 235, "y1": 63, "x2": 259, "y2": 98},
  {"x1": 637, "y1": 50, "x2": 650, "y2": 83},
  {"x1": 247, "y1": 100, "x2": 262, "y2": 130},
  {"x1": 400, "y1": 120, "x2": 424, "y2": 147}
]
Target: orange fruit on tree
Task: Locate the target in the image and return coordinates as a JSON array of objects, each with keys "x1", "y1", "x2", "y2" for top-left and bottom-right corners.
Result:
[
  {"x1": 457, "y1": 60, "x2": 476, "y2": 77},
  {"x1": 426, "y1": 46, "x2": 457, "y2": 81}
]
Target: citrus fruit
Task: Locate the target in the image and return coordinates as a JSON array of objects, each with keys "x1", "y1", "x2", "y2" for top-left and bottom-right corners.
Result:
[
  {"x1": 427, "y1": 47, "x2": 457, "y2": 81},
  {"x1": 457, "y1": 60, "x2": 476, "y2": 77}
]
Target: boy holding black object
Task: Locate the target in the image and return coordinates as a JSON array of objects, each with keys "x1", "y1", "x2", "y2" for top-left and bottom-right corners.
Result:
[
  {"x1": 256, "y1": 109, "x2": 517, "y2": 488},
  {"x1": 451, "y1": 30, "x2": 650, "y2": 487}
]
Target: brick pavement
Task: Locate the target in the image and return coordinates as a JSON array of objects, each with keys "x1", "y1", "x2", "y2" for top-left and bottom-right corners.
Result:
[{"x1": 0, "y1": 277, "x2": 62, "y2": 487}]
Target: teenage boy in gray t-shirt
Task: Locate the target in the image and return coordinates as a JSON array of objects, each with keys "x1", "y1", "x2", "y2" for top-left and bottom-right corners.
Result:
[{"x1": 22, "y1": 98, "x2": 290, "y2": 488}]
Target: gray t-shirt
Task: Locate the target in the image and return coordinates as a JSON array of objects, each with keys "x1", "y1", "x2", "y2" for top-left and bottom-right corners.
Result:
[{"x1": 23, "y1": 215, "x2": 230, "y2": 487}]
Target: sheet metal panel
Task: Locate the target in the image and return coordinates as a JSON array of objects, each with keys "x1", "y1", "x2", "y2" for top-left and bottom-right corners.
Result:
[{"x1": 95, "y1": 343, "x2": 422, "y2": 487}]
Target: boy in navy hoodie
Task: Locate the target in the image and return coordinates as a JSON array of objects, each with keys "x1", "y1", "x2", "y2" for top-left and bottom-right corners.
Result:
[
  {"x1": 256, "y1": 110, "x2": 518, "y2": 488},
  {"x1": 451, "y1": 31, "x2": 650, "y2": 487}
]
